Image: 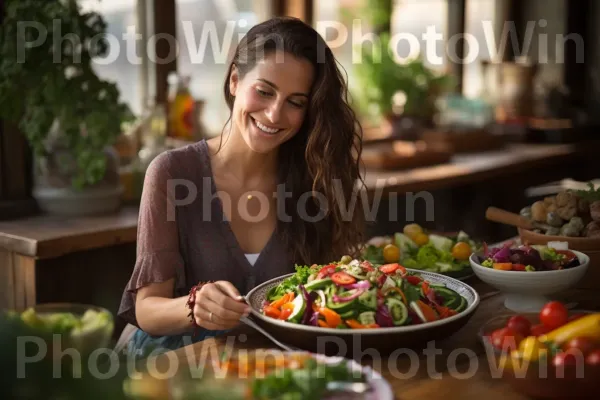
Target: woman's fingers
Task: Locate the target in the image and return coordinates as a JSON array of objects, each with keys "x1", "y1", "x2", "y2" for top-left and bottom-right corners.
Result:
[
  {"x1": 203, "y1": 283, "x2": 248, "y2": 315},
  {"x1": 192, "y1": 281, "x2": 249, "y2": 330},
  {"x1": 194, "y1": 306, "x2": 240, "y2": 330}
]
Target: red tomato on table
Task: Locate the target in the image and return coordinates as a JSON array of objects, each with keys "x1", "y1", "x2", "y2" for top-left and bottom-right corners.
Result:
[
  {"x1": 563, "y1": 337, "x2": 599, "y2": 356},
  {"x1": 586, "y1": 350, "x2": 600, "y2": 365},
  {"x1": 507, "y1": 315, "x2": 531, "y2": 337},
  {"x1": 540, "y1": 301, "x2": 569, "y2": 329},
  {"x1": 530, "y1": 324, "x2": 552, "y2": 337},
  {"x1": 490, "y1": 327, "x2": 523, "y2": 351}
]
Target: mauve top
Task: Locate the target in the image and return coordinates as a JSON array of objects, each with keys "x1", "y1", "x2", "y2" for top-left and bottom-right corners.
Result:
[{"x1": 118, "y1": 139, "x2": 295, "y2": 329}]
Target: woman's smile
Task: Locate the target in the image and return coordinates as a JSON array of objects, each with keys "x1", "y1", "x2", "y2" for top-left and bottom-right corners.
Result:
[{"x1": 250, "y1": 116, "x2": 282, "y2": 136}]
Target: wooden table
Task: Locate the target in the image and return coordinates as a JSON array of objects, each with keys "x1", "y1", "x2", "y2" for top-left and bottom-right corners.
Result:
[{"x1": 131, "y1": 280, "x2": 600, "y2": 400}]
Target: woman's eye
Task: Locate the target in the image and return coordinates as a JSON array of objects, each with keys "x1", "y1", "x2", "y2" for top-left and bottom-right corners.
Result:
[
  {"x1": 289, "y1": 100, "x2": 305, "y2": 108},
  {"x1": 256, "y1": 89, "x2": 272, "y2": 97}
]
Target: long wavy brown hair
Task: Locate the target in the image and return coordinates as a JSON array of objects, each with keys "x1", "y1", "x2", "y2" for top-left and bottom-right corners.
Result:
[{"x1": 222, "y1": 17, "x2": 365, "y2": 265}]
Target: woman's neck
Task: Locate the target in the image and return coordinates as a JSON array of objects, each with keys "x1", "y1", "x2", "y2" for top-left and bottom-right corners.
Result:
[{"x1": 207, "y1": 132, "x2": 278, "y2": 188}]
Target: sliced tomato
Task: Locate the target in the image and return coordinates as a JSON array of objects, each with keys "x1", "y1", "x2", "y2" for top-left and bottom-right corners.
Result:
[
  {"x1": 278, "y1": 307, "x2": 293, "y2": 320},
  {"x1": 406, "y1": 275, "x2": 422, "y2": 285},
  {"x1": 421, "y1": 281, "x2": 430, "y2": 295},
  {"x1": 360, "y1": 260, "x2": 374, "y2": 271},
  {"x1": 379, "y1": 263, "x2": 400, "y2": 274},
  {"x1": 317, "y1": 264, "x2": 336, "y2": 280},
  {"x1": 317, "y1": 320, "x2": 329, "y2": 328},
  {"x1": 512, "y1": 264, "x2": 526, "y2": 271},
  {"x1": 331, "y1": 271, "x2": 356, "y2": 285}
]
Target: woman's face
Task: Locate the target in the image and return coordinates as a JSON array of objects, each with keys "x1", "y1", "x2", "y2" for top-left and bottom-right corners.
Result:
[{"x1": 229, "y1": 51, "x2": 315, "y2": 154}]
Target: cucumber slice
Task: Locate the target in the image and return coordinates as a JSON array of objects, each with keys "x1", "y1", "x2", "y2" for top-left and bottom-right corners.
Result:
[
  {"x1": 358, "y1": 289, "x2": 377, "y2": 310},
  {"x1": 358, "y1": 311, "x2": 376, "y2": 326},
  {"x1": 434, "y1": 287, "x2": 462, "y2": 308},
  {"x1": 339, "y1": 309, "x2": 357, "y2": 320},
  {"x1": 304, "y1": 278, "x2": 332, "y2": 291},
  {"x1": 454, "y1": 296, "x2": 467, "y2": 313},
  {"x1": 326, "y1": 288, "x2": 358, "y2": 313},
  {"x1": 385, "y1": 298, "x2": 408, "y2": 326},
  {"x1": 287, "y1": 292, "x2": 306, "y2": 322}
]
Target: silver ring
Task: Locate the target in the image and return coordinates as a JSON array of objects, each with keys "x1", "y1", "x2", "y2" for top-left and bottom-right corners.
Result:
[{"x1": 209, "y1": 311, "x2": 214, "y2": 322}]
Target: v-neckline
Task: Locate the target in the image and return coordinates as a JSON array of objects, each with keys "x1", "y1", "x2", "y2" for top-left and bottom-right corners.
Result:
[{"x1": 199, "y1": 140, "x2": 277, "y2": 271}]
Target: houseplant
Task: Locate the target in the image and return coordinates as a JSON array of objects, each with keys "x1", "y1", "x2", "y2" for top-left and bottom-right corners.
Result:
[
  {"x1": 0, "y1": 0, "x2": 133, "y2": 215},
  {"x1": 351, "y1": 0, "x2": 454, "y2": 138}
]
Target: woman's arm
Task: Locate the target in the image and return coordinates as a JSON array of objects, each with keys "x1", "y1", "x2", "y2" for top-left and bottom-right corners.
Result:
[
  {"x1": 135, "y1": 279, "x2": 190, "y2": 336},
  {"x1": 135, "y1": 279, "x2": 250, "y2": 336}
]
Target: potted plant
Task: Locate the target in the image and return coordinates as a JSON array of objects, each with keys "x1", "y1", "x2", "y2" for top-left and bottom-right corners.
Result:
[
  {"x1": 0, "y1": 0, "x2": 133, "y2": 216},
  {"x1": 351, "y1": 0, "x2": 454, "y2": 139}
]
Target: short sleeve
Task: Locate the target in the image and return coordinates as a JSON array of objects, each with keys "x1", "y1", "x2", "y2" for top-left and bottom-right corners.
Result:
[{"x1": 118, "y1": 151, "x2": 186, "y2": 327}]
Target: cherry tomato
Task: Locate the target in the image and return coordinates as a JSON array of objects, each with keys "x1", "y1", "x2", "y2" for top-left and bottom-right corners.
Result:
[
  {"x1": 451, "y1": 242, "x2": 472, "y2": 261},
  {"x1": 379, "y1": 263, "x2": 400, "y2": 274},
  {"x1": 530, "y1": 323, "x2": 552, "y2": 337},
  {"x1": 413, "y1": 233, "x2": 430, "y2": 246},
  {"x1": 563, "y1": 337, "x2": 599, "y2": 356},
  {"x1": 512, "y1": 264, "x2": 526, "y2": 271},
  {"x1": 552, "y1": 350, "x2": 579, "y2": 367},
  {"x1": 383, "y1": 244, "x2": 400, "y2": 263},
  {"x1": 405, "y1": 275, "x2": 422, "y2": 285},
  {"x1": 331, "y1": 272, "x2": 356, "y2": 285},
  {"x1": 586, "y1": 350, "x2": 600, "y2": 365},
  {"x1": 490, "y1": 327, "x2": 523, "y2": 351},
  {"x1": 317, "y1": 265, "x2": 336, "y2": 280},
  {"x1": 540, "y1": 301, "x2": 569, "y2": 329},
  {"x1": 507, "y1": 315, "x2": 531, "y2": 337}
]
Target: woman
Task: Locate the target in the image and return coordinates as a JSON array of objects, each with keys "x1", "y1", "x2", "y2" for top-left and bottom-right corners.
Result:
[{"x1": 117, "y1": 16, "x2": 365, "y2": 356}]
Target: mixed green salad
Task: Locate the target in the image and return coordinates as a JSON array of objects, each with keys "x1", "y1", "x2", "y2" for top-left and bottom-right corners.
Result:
[
  {"x1": 362, "y1": 223, "x2": 480, "y2": 278},
  {"x1": 262, "y1": 258, "x2": 468, "y2": 329}
]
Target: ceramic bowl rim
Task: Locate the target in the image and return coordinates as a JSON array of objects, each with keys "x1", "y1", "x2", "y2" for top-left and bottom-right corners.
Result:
[
  {"x1": 469, "y1": 250, "x2": 590, "y2": 276},
  {"x1": 246, "y1": 269, "x2": 480, "y2": 335}
]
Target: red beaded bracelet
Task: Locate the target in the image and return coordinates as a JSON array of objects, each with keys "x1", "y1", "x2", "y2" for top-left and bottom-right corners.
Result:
[{"x1": 186, "y1": 281, "x2": 213, "y2": 333}]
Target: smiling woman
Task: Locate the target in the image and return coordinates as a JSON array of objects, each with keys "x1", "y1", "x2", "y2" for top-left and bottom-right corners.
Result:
[{"x1": 117, "y1": 16, "x2": 366, "y2": 357}]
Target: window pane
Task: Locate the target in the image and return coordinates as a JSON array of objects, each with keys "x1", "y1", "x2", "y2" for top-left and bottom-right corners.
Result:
[
  {"x1": 176, "y1": 0, "x2": 264, "y2": 135},
  {"x1": 391, "y1": 0, "x2": 448, "y2": 70},
  {"x1": 463, "y1": 0, "x2": 496, "y2": 98},
  {"x1": 79, "y1": 0, "x2": 142, "y2": 115}
]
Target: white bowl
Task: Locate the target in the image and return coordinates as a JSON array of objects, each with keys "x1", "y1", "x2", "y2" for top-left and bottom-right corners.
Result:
[{"x1": 470, "y1": 250, "x2": 589, "y2": 312}]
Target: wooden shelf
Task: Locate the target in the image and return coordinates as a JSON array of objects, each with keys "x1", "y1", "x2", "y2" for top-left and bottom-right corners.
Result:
[{"x1": 0, "y1": 206, "x2": 138, "y2": 259}]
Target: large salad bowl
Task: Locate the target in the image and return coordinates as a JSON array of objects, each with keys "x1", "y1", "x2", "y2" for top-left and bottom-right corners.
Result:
[{"x1": 246, "y1": 269, "x2": 480, "y2": 357}]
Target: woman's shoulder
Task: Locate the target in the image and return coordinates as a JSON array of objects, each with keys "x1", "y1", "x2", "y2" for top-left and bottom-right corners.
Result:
[{"x1": 146, "y1": 140, "x2": 210, "y2": 181}]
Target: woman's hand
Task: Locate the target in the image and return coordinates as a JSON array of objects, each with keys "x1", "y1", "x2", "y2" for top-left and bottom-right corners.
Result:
[{"x1": 193, "y1": 281, "x2": 250, "y2": 330}]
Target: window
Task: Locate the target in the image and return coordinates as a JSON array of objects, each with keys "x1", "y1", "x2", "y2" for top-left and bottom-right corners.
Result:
[
  {"x1": 462, "y1": 0, "x2": 497, "y2": 98},
  {"x1": 313, "y1": 0, "x2": 361, "y2": 95},
  {"x1": 79, "y1": 0, "x2": 143, "y2": 116},
  {"x1": 175, "y1": 0, "x2": 271, "y2": 135},
  {"x1": 391, "y1": 0, "x2": 448, "y2": 70}
]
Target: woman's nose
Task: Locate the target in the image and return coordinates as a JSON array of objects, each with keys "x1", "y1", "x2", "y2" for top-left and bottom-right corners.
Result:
[{"x1": 265, "y1": 101, "x2": 283, "y2": 124}]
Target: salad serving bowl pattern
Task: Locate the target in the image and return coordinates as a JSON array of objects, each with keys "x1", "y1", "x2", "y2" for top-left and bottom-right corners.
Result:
[
  {"x1": 470, "y1": 247, "x2": 589, "y2": 313},
  {"x1": 246, "y1": 265, "x2": 480, "y2": 356}
]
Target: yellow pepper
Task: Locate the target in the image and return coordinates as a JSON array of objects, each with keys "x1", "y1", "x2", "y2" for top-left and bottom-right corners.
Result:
[
  {"x1": 518, "y1": 337, "x2": 548, "y2": 362},
  {"x1": 539, "y1": 313, "x2": 600, "y2": 346}
]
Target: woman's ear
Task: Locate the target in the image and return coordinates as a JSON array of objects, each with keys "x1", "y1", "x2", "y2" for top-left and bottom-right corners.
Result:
[{"x1": 229, "y1": 64, "x2": 239, "y2": 96}]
